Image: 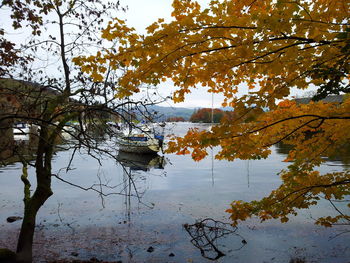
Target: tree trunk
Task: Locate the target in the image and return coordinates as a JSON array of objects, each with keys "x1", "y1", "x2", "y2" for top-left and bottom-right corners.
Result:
[
  {"x1": 16, "y1": 124, "x2": 54, "y2": 263},
  {"x1": 15, "y1": 168, "x2": 53, "y2": 262},
  {"x1": 15, "y1": 203, "x2": 40, "y2": 263},
  {"x1": 15, "y1": 168, "x2": 53, "y2": 263}
]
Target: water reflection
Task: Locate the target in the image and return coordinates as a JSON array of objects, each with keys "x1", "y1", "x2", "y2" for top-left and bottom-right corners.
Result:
[
  {"x1": 0, "y1": 123, "x2": 349, "y2": 262},
  {"x1": 117, "y1": 151, "x2": 167, "y2": 225},
  {"x1": 275, "y1": 142, "x2": 350, "y2": 167},
  {"x1": 184, "y1": 218, "x2": 246, "y2": 260},
  {"x1": 116, "y1": 151, "x2": 166, "y2": 171}
]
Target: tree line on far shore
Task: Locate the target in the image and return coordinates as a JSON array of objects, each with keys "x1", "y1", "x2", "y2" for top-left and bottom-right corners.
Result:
[{"x1": 167, "y1": 108, "x2": 246, "y2": 123}]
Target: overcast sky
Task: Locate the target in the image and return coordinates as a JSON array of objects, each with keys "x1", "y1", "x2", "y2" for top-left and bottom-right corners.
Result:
[
  {"x1": 120, "y1": 0, "x2": 210, "y2": 32},
  {"x1": 119, "y1": 0, "x2": 226, "y2": 109}
]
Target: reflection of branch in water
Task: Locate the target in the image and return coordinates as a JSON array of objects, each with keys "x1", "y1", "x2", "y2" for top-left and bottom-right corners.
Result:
[
  {"x1": 120, "y1": 164, "x2": 154, "y2": 209},
  {"x1": 57, "y1": 202, "x2": 76, "y2": 234},
  {"x1": 123, "y1": 167, "x2": 132, "y2": 223},
  {"x1": 51, "y1": 161, "x2": 154, "y2": 234},
  {"x1": 184, "y1": 218, "x2": 246, "y2": 260},
  {"x1": 53, "y1": 154, "x2": 157, "y2": 213}
]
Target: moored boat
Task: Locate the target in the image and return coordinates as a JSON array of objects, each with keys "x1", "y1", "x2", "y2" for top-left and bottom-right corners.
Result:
[
  {"x1": 116, "y1": 124, "x2": 165, "y2": 154},
  {"x1": 13, "y1": 122, "x2": 30, "y2": 135},
  {"x1": 117, "y1": 136, "x2": 161, "y2": 154}
]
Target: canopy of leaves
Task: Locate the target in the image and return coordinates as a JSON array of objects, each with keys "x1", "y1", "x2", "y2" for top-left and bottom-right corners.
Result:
[{"x1": 75, "y1": 0, "x2": 350, "y2": 228}]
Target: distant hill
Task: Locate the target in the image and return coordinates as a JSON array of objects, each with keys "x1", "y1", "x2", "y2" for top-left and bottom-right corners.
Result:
[
  {"x1": 294, "y1": 94, "x2": 344, "y2": 104},
  {"x1": 146, "y1": 105, "x2": 195, "y2": 121}
]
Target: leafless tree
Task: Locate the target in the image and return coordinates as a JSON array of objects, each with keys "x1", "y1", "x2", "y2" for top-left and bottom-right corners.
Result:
[{"x1": 0, "y1": 1, "x2": 166, "y2": 262}]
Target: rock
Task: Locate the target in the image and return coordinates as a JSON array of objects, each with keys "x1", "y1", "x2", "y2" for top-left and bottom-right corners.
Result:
[
  {"x1": 0, "y1": 248, "x2": 16, "y2": 263},
  {"x1": 169, "y1": 253, "x2": 175, "y2": 257},
  {"x1": 242, "y1": 239, "x2": 247, "y2": 244},
  {"x1": 6, "y1": 216, "x2": 22, "y2": 223},
  {"x1": 146, "y1": 246, "x2": 154, "y2": 253}
]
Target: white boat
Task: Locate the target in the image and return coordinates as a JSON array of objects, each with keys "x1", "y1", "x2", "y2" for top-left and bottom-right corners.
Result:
[
  {"x1": 116, "y1": 124, "x2": 165, "y2": 154},
  {"x1": 106, "y1": 121, "x2": 123, "y2": 136},
  {"x1": 117, "y1": 136, "x2": 161, "y2": 154},
  {"x1": 13, "y1": 122, "x2": 30, "y2": 135}
]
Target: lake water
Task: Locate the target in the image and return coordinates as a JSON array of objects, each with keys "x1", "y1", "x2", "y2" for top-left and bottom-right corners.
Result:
[{"x1": 0, "y1": 123, "x2": 349, "y2": 262}]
